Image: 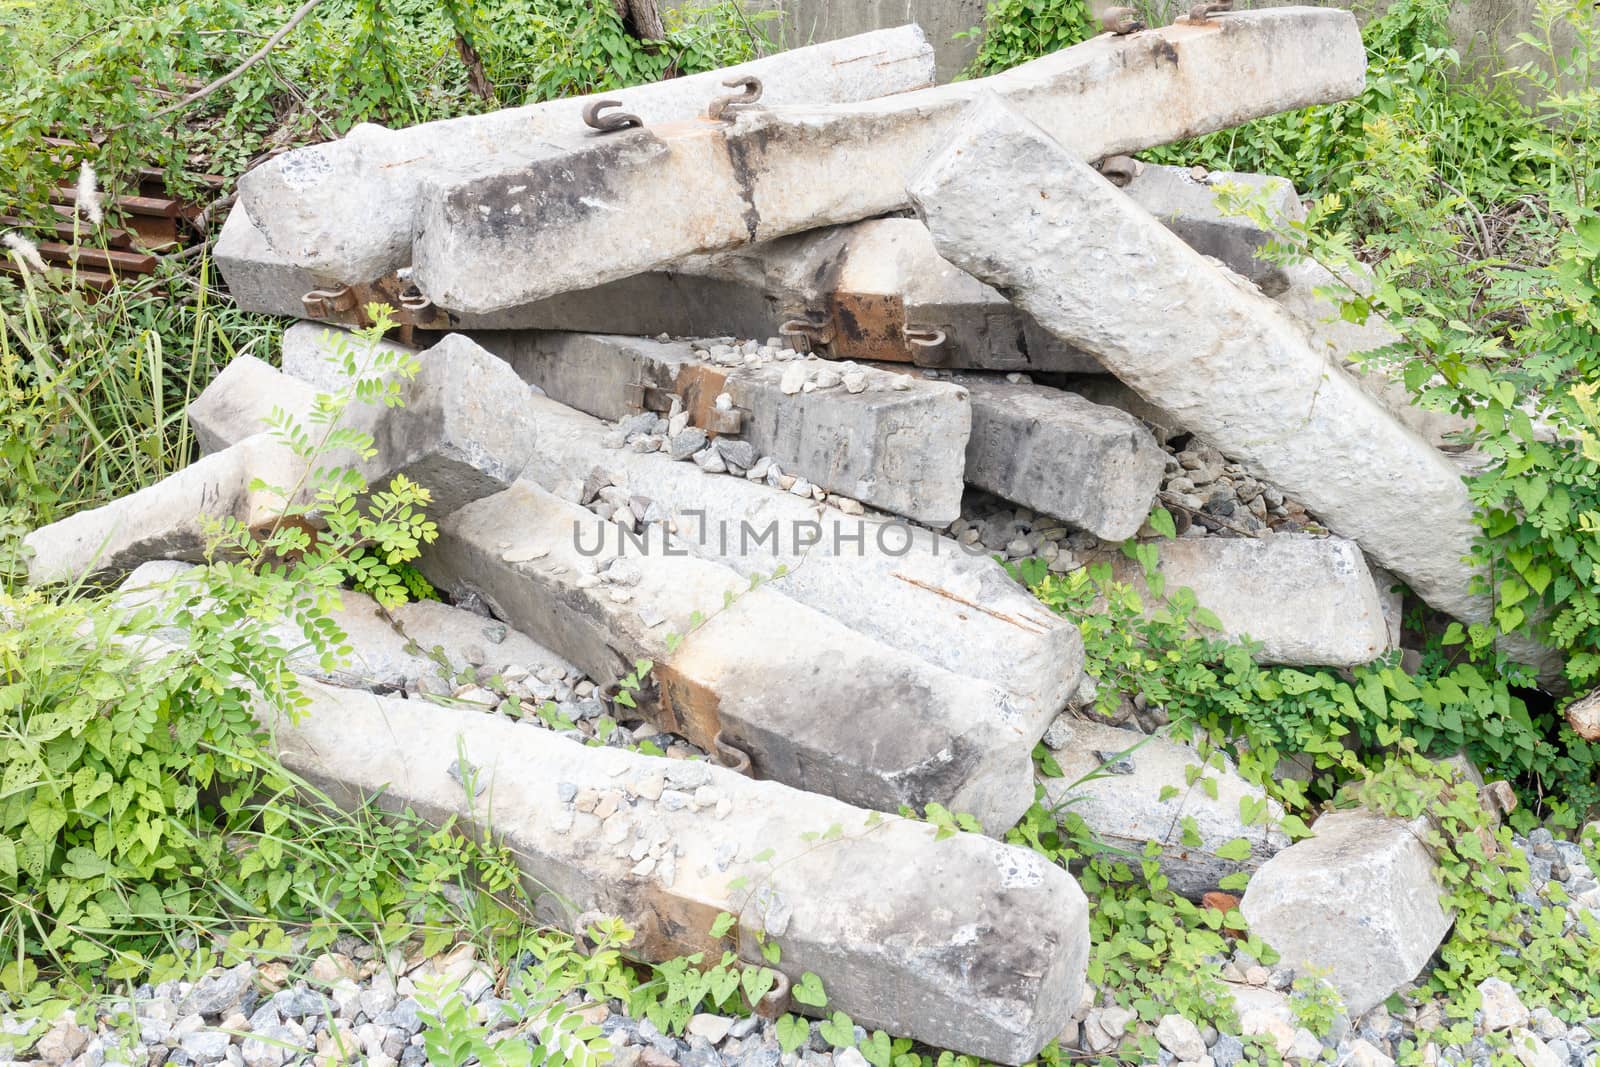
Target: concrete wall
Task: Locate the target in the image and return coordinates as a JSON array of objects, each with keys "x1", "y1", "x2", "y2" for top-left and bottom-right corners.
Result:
[
  {"x1": 707, "y1": 0, "x2": 1590, "y2": 88},
  {"x1": 742, "y1": 0, "x2": 990, "y2": 81}
]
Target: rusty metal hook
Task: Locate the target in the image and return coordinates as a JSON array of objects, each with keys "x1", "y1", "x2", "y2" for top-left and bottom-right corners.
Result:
[
  {"x1": 904, "y1": 326, "x2": 950, "y2": 366},
  {"x1": 1095, "y1": 155, "x2": 1139, "y2": 188},
  {"x1": 706, "y1": 75, "x2": 764, "y2": 123},
  {"x1": 753, "y1": 971, "x2": 792, "y2": 1019},
  {"x1": 571, "y1": 909, "x2": 611, "y2": 954},
  {"x1": 302, "y1": 285, "x2": 358, "y2": 319},
  {"x1": 1185, "y1": 0, "x2": 1233, "y2": 21},
  {"x1": 583, "y1": 99, "x2": 642, "y2": 134},
  {"x1": 398, "y1": 284, "x2": 432, "y2": 313},
  {"x1": 1100, "y1": 5, "x2": 1145, "y2": 34},
  {"x1": 779, "y1": 313, "x2": 834, "y2": 353},
  {"x1": 713, "y1": 730, "x2": 753, "y2": 776}
]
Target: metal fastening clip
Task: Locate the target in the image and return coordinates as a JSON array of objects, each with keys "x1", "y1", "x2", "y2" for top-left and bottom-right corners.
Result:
[
  {"x1": 1185, "y1": 0, "x2": 1233, "y2": 21},
  {"x1": 624, "y1": 382, "x2": 675, "y2": 413},
  {"x1": 398, "y1": 284, "x2": 433, "y2": 313},
  {"x1": 301, "y1": 285, "x2": 358, "y2": 319},
  {"x1": 904, "y1": 326, "x2": 950, "y2": 366},
  {"x1": 1095, "y1": 155, "x2": 1139, "y2": 188},
  {"x1": 713, "y1": 730, "x2": 753, "y2": 776},
  {"x1": 753, "y1": 972, "x2": 792, "y2": 1019},
  {"x1": 779, "y1": 313, "x2": 835, "y2": 353},
  {"x1": 706, "y1": 76, "x2": 764, "y2": 123},
  {"x1": 583, "y1": 99, "x2": 643, "y2": 134}
]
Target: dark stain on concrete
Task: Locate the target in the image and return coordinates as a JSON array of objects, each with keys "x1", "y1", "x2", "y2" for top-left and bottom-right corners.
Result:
[{"x1": 721, "y1": 124, "x2": 770, "y2": 243}]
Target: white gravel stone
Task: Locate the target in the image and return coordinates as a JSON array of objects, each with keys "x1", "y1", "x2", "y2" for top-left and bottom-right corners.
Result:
[
  {"x1": 1477, "y1": 976, "x2": 1531, "y2": 1032},
  {"x1": 1155, "y1": 1015, "x2": 1206, "y2": 1061}
]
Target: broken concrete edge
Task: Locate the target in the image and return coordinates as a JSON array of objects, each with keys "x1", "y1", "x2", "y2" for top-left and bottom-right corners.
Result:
[
  {"x1": 267, "y1": 676, "x2": 1089, "y2": 1064},
  {"x1": 1041, "y1": 719, "x2": 1289, "y2": 899},
  {"x1": 940, "y1": 371, "x2": 1166, "y2": 541},
  {"x1": 188, "y1": 354, "x2": 317, "y2": 456},
  {"x1": 236, "y1": 26, "x2": 939, "y2": 284},
  {"x1": 30, "y1": 331, "x2": 542, "y2": 587},
  {"x1": 419, "y1": 481, "x2": 1043, "y2": 834},
  {"x1": 1121, "y1": 164, "x2": 1305, "y2": 296},
  {"x1": 23, "y1": 433, "x2": 306, "y2": 587}
]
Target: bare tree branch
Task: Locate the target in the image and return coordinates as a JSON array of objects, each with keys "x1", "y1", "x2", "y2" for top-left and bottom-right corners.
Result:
[{"x1": 153, "y1": 0, "x2": 327, "y2": 121}]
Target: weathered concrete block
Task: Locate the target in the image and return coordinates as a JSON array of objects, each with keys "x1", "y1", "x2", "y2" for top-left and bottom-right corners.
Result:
[
  {"x1": 192, "y1": 331, "x2": 540, "y2": 516},
  {"x1": 279, "y1": 320, "x2": 420, "y2": 394},
  {"x1": 1239, "y1": 810, "x2": 1452, "y2": 1017},
  {"x1": 117, "y1": 561, "x2": 575, "y2": 694},
  {"x1": 264, "y1": 328, "x2": 1076, "y2": 711},
  {"x1": 1275, "y1": 258, "x2": 1472, "y2": 450},
  {"x1": 945, "y1": 373, "x2": 1164, "y2": 540},
  {"x1": 908, "y1": 94, "x2": 1484, "y2": 625},
  {"x1": 389, "y1": 598, "x2": 577, "y2": 689},
  {"x1": 513, "y1": 394, "x2": 1082, "y2": 719},
  {"x1": 187, "y1": 355, "x2": 317, "y2": 455},
  {"x1": 269, "y1": 680, "x2": 1089, "y2": 1063},
  {"x1": 1121, "y1": 164, "x2": 1304, "y2": 296},
  {"x1": 421, "y1": 481, "x2": 1042, "y2": 831},
  {"x1": 1092, "y1": 534, "x2": 1394, "y2": 667},
  {"x1": 379, "y1": 333, "x2": 540, "y2": 516},
  {"x1": 25, "y1": 434, "x2": 305, "y2": 586},
  {"x1": 214, "y1": 204, "x2": 322, "y2": 317},
  {"x1": 726, "y1": 359, "x2": 969, "y2": 526},
  {"x1": 471, "y1": 331, "x2": 686, "y2": 422},
  {"x1": 236, "y1": 28, "x2": 936, "y2": 286},
  {"x1": 412, "y1": 9, "x2": 1366, "y2": 313},
  {"x1": 1041, "y1": 719, "x2": 1289, "y2": 898},
  {"x1": 472, "y1": 332, "x2": 970, "y2": 525}
]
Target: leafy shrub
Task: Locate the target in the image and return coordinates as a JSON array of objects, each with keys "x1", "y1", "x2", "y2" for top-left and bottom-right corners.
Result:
[
  {"x1": 3, "y1": 314, "x2": 478, "y2": 984},
  {"x1": 460, "y1": 0, "x2": 774, "y2": 104},
  {"x1": 0, "y1": 262, "x2": 272, "y2": 533},
  {"x1": 957, "y1": 0, "x2": 1095, "y2": 79},
  {"x1": 1015, "y1": 551, "x2": 1600, "y2": 827},
  {"x1": 2, "y1": 567, "x2": 353, "y2": 977},
  {"x1": 0, "y1": 0, "x2": 771, "y2": 228}
]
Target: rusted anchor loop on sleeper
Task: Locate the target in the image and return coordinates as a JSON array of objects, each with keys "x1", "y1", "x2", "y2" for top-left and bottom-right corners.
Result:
[
  {"x1": 302, "y1": 284, "x2": 358, "y2": 319},
  {"x1": 904, "y1": 325, "x2": 949, "y2": 364},
  {"x1": 583, "y1": 98, "x2": 643, "y2": 134},
  {"x1": 1095, "y1": 154, "x2": 1140, "y2": 188},
  {"x1": 779, "y1": 312, "x2": 834, "y2": 353},
  {"x1": 706, "y1": 75, "x2": 763, "y2": 122},
  {"x1": 752, "y1": 971, "x2": 791, "y2": 1019},
  {"x1": 713, "y1": 730, "x2": 753, "y2": 776},
  {"x1": 1100, "y1": 6, "x2": 1145, "y2": 34},
  {"x1": 572, "y1": 910, "x2": 612, "y2": 954},
  {"x1": 397, "y1": 284, "x2": 433, "y2": 313},
  {"x1": 1185, "y1": 0, "x2": 1233, "y2": 21}
]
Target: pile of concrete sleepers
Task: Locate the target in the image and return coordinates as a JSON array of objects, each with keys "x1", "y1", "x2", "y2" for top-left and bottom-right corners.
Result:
[{"x1": 20, "y1": 10, "x2": 1499, "y2": 1061}]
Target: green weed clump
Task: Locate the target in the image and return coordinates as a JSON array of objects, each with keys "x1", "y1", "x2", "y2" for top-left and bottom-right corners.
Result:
[
  {"x1": 0, "y1": 315, "x2": 489, "y2": 1010},
  {"x1": 0, "y1": 0, "x2": 772, "y2": 226},
  {"x1": 0, "y1": 264, "x2": 273, "y2": 541}
]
